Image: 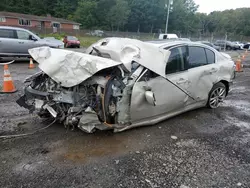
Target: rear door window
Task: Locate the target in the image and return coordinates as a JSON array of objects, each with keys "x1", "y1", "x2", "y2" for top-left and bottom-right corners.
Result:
[
  {"x1": 188, "y1": 47, "x2": 207, "y2": 68},
  {"x1": 205, "y1": 49, "x2": 215, "y2": 64},
  {"x1": 165, "y1": 46, "x2": 188, "y2": 74},
  {"x1": 0, "y1": 29, "x2": 15, "y2": 38},
  {"x1": 188, "y1": 46, "x2": 216, "y2": 68}
]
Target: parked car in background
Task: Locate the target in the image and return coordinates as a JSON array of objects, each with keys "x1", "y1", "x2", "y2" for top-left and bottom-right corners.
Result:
[
  {"x1": 214, "y1": 40, "x2": 240, "y2": 50},
  {"x1": 198, "y1": 41, "x2": 221, "y2": 51},
  {"x1": 63, "y1": 36, "x2": 80, "y2": 48},
  {"x1": 0, "y1": 26, "x2": 64, "y2": 57},
  {"x1": 17, "y1": 38, "x2": 235, "y2": 133},
  {"x1": 159, "y1": 33, "x2": 178, "y2": 39},
  {"x1": 243, "y1": 43, "x2": 250, "y2": 49},
  {"x1": 233, "y1": 41, "x2": 244, "y2": 49},
  {"x1": 89, "y1": 30, "x2": 105, "y2": 37}
]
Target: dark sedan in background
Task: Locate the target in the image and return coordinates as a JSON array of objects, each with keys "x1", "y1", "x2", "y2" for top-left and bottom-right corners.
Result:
[
  {"x1": 198, "y1": 41, "x2": 221, "y2": 51},
  {"x1": 214, "y1": 40, "x2": 240, "y2": 50}
]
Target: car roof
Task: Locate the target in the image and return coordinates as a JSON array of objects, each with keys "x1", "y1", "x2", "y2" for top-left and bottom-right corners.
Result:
[
  {"x1": 146, "y1": 40, "x2": 185, "y2": 47},
  {"x1": 146, "y1": 40, "x2": 211, "y2": 48},
  {"x1": 0, "y1": 26, "x2": 30, "y2": 31}
]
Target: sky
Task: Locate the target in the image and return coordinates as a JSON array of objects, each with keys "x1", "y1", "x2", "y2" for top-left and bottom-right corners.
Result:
[{"x1": 194, "y1": 0, "x2": 250, "y2": 14}]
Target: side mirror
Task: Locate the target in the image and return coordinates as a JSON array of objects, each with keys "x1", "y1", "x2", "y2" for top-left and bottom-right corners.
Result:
[
  {"x1": 145, "y1": 91, "x2": 156, "y2": 106},
  {"x1": 29, "y1": 35, "x2": 37, "y2": 41}
]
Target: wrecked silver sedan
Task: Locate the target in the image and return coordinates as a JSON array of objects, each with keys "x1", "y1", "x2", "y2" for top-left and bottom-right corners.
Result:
[{"x1": 17, "y1": 38, "x2": 235, "y2": 133}]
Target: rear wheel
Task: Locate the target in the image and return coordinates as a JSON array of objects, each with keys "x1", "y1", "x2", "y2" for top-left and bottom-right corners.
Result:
[
  {"x1": 226, "y1": 46, "x2": 232, "y2": 50},
  {"x1": 207, "y1": 82, "x2": 226, "y2": 109}
]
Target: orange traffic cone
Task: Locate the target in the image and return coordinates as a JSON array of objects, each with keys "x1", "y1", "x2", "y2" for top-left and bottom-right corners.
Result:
[
  {"x1": 1, "y1": 64, "x2": 17, "y2": 93},
  {"x1": 235, "y1": 59, "x2": 243, "y2": 72},
  {"x1": 28, "y1": 58, "x2": 35, "y2": 69}
]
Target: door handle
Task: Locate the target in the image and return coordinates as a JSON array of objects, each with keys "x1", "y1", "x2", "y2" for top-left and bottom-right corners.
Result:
[
  {"x1": 176, "y1": 78, "x2": 188, "y2": 84},
  {"x1": 18, "y1": 42, "x2": 24, "y2": 44}
]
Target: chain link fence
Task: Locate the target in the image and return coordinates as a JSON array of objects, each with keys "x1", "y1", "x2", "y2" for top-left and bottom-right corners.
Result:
[{"x1": 6, "y1": 25, "x2": 250, "y2": 43}]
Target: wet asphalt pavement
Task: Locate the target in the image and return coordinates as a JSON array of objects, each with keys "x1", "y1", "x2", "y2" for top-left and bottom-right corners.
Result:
[{"x1": 0, "y1": 51, "x2": 250, "y2": 188}]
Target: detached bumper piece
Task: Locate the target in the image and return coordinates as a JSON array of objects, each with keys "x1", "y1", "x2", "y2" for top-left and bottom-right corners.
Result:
[
  {"x1": 16, "y1": 95, "x2": 34, "y2": 112},
  {"x1": 16, "y1": 86, "x2": 49, "y2": 112}
]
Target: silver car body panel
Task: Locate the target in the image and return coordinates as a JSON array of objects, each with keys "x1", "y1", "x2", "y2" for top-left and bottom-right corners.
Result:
[{"x1": 0, "y1": 38, "x2": 18, "y2": 54}]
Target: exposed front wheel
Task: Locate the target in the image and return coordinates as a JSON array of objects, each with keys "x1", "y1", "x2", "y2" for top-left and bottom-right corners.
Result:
[{"x1": 207, "y1": 82, "x2": 226, "y2": 109}]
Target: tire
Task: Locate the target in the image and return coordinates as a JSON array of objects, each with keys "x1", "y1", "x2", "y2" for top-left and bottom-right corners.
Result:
[
  {"x1": 207, "y1": 82, "x2": 226, "y2": 109},
  {"x1": 226, "y1": 46, "x2": 232, "y2": 50}
]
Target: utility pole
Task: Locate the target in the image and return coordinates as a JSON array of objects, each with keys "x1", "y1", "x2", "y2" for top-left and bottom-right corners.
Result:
[
  {"x1": 224, "y1": 32, "x2": 227, "y2": 51},
  {"x1": 165, "y1": 0, "x2": 171, "y2": 33}
]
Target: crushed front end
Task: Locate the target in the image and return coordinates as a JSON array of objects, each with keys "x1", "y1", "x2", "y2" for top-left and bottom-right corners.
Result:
[
  {"x1": 17, "y1": 39, "x2": 168, "y2": 133},
  {"x1": 17, "y1": 65, "x2": 142, "y2": 133}
]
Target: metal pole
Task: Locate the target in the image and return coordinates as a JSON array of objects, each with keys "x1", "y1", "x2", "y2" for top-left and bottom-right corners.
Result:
[
  {"x1": 165, "y1": 0, "x2": 170, "y2": 34},
  {"x1": 224, "y1": 32, "x2": 227, "y2": 51}
]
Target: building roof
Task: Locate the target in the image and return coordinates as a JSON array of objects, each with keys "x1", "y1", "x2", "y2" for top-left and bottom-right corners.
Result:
[{"x1": 0, "y1": 11, "x2": 80, "y2": 25}]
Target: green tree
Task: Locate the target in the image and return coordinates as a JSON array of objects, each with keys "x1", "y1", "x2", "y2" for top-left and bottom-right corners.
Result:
[
  {"x1": 53, "y1": 0, "x2": 78, "y2": 19},
  {"x1": 168, "y1": 0, "x2": 198, "y2": 35},
  {"x1": 107, "y1": 0, "x2": 130, "y2": 31},
  {"x1": 145, "y1": 0, "x2": 164, "y2": 33},
  {"x1": 74, "y1": 0, "x2": 98, "y2": 28},
  {"x1": 95, "y1": 0, "x2": 115, "y2": 29},
  {"x1": 126, "y1": 0, "x2": 147, "y2": 32},
  {"x1": 1, "y1": 0, "x2": 31, "y2": 14},
  {"x1": 28, "y1": 0, "x2": 56, "y2": 16}
]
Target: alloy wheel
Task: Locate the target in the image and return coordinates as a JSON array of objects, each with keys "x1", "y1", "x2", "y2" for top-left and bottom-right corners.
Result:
[{"x1": 209, "y1": 87, "x2": 226, "y2": 108}]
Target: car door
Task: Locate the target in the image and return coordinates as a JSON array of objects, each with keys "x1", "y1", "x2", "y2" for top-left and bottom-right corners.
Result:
[
  {"x1": 0, "y1": 28, "x2": 17, "y2": 55},
  {"x1": 130, "y1": 46, "x2": 190, "y2": 122},
  {"x1": 16, "y1": 29, "x2": 36, "y2": 54},
  {"x1": 186, "y1": 46, "x2": 219, "y2": 105}
]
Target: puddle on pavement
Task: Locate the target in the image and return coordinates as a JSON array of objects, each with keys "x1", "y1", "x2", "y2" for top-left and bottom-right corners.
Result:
[{"x1": 48, "y1": 131, "x2": 146, "y2": 163}]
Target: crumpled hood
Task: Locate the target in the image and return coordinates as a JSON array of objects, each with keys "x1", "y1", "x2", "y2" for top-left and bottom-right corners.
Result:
[
  {"x1": 28, "y1": 47, "x2": 122, "y2": 87},
  {"x1": 29, "y1": 38, "x2": 170, "y2": 88}
]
